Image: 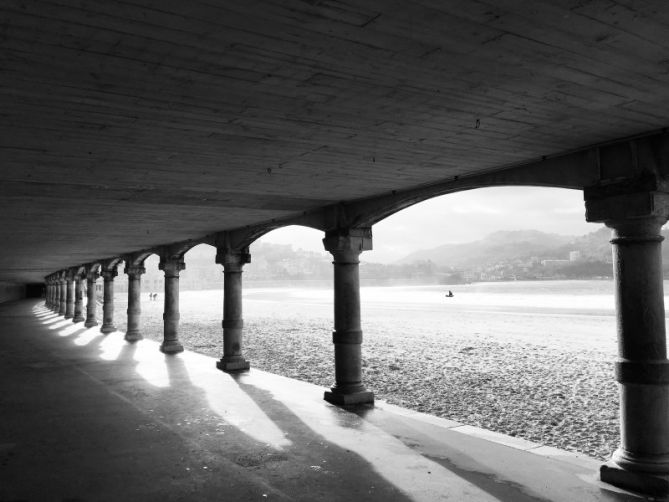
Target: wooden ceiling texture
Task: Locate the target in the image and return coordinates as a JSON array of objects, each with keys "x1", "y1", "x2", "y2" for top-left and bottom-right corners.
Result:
[{"x1": 2, "y1": 0, "x2": 669, "y2": 283}]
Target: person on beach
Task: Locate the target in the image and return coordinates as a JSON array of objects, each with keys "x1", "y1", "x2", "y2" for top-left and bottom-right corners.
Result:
[{"x1": 446, "y1": 290, "x2": 454, "y2": 298}]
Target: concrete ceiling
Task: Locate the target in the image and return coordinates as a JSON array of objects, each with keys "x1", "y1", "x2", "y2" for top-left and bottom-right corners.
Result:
[{"x1": 2, "y1": 1, "x2": 669, "y2": 283}]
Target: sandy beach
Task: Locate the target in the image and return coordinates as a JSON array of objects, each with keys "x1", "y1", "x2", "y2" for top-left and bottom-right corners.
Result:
[{"x1": 112, "y1": 282, "x2": 620, "y2": 460}]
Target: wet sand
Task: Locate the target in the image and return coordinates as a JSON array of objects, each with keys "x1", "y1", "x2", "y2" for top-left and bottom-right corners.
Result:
[{"x1": 112, "y1": 286, "x2": 619, "y2": 460}]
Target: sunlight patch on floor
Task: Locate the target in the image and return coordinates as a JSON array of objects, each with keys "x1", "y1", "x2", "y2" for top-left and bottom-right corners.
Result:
[
  {"x1": 180, "y1": 350, "x2": 292, "y2": 450},
  {"x1": 97, "y1": 332, "x2": 125, "y2": 358},
  {"x1": 55, "y1": 323, "x2": 83, "y2": 336},
  {"x1": 245, "y1": 371, "x2": 497, "y2": 502},
  {"x1": 131, "y1": 340, "x2": 171, "y2": 388},
  {"x1": 73, "y1": 329, "x2": 101, "y2": 346},
  {"x1": 40, "y1": 316, "x2": 64, "y2": 325}
]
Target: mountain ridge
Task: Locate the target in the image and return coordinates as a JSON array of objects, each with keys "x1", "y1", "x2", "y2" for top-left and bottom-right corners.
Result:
[{"x1": 397, "y1": 227, "x2": 613, "y2": 268}]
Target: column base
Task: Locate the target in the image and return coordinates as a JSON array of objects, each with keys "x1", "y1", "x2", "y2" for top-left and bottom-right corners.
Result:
[
  {"x1": 216, "y1": 357, "x2": 250, "y2": 373},
  {"x1": 124, "y1": 331, "x2": 143, "y2": 342},
  {"x1": 160, "y1": 340, "x2": 184, "y2": 354},
  {"x1": 73, "y1": 315, "x2": 85, "y2": 323},
  {"x1": 100, "y1": 324, "x2": 116, "y2": 334},
  {"x1": 601, "y1": 461, "x2": 669, "y2": 497},
  {"x1": 324, "y1": 389, "x2": 374, "y2": 406},
  {"x1": 84, "y1": 319, "x2": 98, "y2": 328}
]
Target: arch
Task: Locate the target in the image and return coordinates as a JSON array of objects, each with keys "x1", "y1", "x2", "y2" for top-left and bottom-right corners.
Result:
[
  {"x1": 343, "y1": 180, "x2": 585, "y2": 230},
  {"x1": 71, "y1": 265, "x2": 86, "y2": 278},
  {"x1": 253, "y1": 225, "x2": 326, "y2": 252},
  {"x1": 124, "y1": 250, "x2": 158, "y2": 268},
  {"x1": 212, "y1": 221, "x2": 325, "y2": 253},
  {"x1": 86, "y1": 262, "x2": 102, "y2": 275},
  {"x1": 101, "y1": 257, "x2": 125, "y2": 273},
  {"x1": 180, "y1": 242, "x2": 219, "y2": 292}
]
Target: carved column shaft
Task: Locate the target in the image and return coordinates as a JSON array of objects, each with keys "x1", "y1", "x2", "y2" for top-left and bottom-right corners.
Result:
[
  {"x1": 216, "y1": 249, "x2": 250, "y2": 372},
  {"x1": 101, "y1": 269, "x2": 117, "y2": 334},
  {"x1": 610, "y1": 219, "x2": 669, "y2": 465},
  {"x1": 125, "y1": 265, "x2": 145, "y2": 342},
  {"x1": 73, "y1": 275, "x2": 85, "y2": 323},
  {"x1": 323, "y1": 229, "x2": 374, "y2": 406},
  {"x1": 52, "y1": 281, "x2": 60, "y2": 311},
  {"x1": 65, "y1": 278, "x2": 75, "y2": 319},
  {"x1": 587, "y1": 191, "x2": 669, "y2": 496},
  {"x1": 59, "y1": 280, "x2": 67, "y2": 316},
  {"x1": 85, "y1": 273, "x2": 99, "y2": 328},
  {"x1": 159, "y1": 257, "x2": 185, "y2": 354}
]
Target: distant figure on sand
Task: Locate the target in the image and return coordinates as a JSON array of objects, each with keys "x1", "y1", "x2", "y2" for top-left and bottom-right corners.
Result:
[{"x1": 445, "y1": 290, "x2": 454, "y2": 298}]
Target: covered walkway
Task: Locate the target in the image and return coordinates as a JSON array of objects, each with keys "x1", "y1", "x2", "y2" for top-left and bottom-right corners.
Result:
[{"x1": 0, "y1": 299, "x2": 640, "y2": 501}]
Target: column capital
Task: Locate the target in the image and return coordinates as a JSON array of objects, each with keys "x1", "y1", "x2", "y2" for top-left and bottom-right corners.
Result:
[
  {"x1": 159, "y1": 256, "x2": 185, "y2": 277},
  {"x1": 215, "y1": 247, "x2": 251, "y2": 271},
  {"x1": 585, "y1": 190, "x2": 669, "y2": 226},
  {"x1": 124, "y1": 265, "x2": 146, "y2": 277},
  {"x1": 86, "y1": 270, "x2": 100, "y2": 282},
  {"x1": 323, "y1": 228, "x2": 372, "y2": 260},
  {"x1": 101, "y1": 268, "x2": 118, "y2": 280}
]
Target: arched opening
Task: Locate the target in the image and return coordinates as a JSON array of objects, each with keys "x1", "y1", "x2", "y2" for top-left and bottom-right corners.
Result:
[
  {"x1": 111, "y1": 253, "x2": 162, "y2": 339},
  {"x1": 85, "y1": 187, "x2": 629, "y2": 461},
  {"x1": 174, "y1": 243, "x2": 220, "y2": 354},
  {"x1": 358, "y1": 186, "x2": 618, "y2": 459},
  {"x1": 175, "y1": 186, "x2": 622, "y2": 461},
  {"x1": 242, "y1": 225, "x2": 336, "y2": 388}
]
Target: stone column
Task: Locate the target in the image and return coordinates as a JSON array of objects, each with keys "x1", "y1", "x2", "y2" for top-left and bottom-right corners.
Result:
[
  {"x1": 64, "y1": 276, "x2": 75, "y2": 319},
  {"x1": 59, "y1": 279, "x2": 67, "y2": 316},
  {"x1": 159, "y1": 256, "x2": 185, "y2": 354},
  {"x1": 216, "y1": 249, "x2": 251, "y2": 372},
  {"x1": 322, "y1": 228, "x2": 374, "y2": 405},
  {"x1": 125, "y1": 265, "x2": 145, "y2": 342},
  {"x1": 52, "y1": 280, "x2": 59, "y2": 312},
  {"x1": 73, "y1": 274, "x2": 85, "y2": 323},
  {"x1": 100, "y1": 268, "x2": 117, "y2": 334},
  {"x1": 45, "y1": 281, "x2": 52, "y2": 309},
  {"x1": 84, "y1": 270, "x2": 99, "y2": 328},
  {"x1": 587, "y1": 191, "x2": 669, "y2": 496}
]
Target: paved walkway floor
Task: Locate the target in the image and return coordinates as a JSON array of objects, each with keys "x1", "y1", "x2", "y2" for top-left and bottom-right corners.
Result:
[{"x1": 0, "y1": 300, "x2": 646, "y2": 501}]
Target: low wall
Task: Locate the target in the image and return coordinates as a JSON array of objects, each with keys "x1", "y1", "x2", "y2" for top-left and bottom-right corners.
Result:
[{"x1": 0, "y1": 282, "x2": 26, "y2": 303}]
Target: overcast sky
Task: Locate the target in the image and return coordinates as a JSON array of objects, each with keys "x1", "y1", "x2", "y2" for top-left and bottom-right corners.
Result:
[{"x1": 256, "y1": 186, "x2": 605, "y2": 263}]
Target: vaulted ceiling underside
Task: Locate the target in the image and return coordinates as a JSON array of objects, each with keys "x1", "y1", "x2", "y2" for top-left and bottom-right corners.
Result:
[{"x1": 3, "y1": 0, "x2": 669, "y2": 282}]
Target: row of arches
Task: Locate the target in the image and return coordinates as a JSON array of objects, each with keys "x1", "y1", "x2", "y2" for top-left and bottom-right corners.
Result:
[
  {"x1": 43, "y1": 224, "x2": 376, "y2": 405},
  {"x1": 41, "y1": 182, "x2": 669, "y2": 495}
]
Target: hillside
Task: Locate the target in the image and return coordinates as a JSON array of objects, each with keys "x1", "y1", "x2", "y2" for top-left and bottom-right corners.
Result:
[
  {"x1": 119, "y1": 226, "x2": 669, "y2": 290},
  {"x1": 398, "y1": 230, "x2": 575, "y2": 268}
]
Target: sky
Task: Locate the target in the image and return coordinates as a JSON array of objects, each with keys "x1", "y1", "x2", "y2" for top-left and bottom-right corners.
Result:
[{"x1": 256, "y1": 186, "x2": 605, "y2": 263}]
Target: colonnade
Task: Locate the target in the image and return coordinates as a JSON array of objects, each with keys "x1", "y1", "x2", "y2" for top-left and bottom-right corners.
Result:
[
  {"x1": 42, "y1": 198, "x2": 669, "y2": 495},
  {"x1": 43, "y1": 229, "x2": 373, "y2": 408}
]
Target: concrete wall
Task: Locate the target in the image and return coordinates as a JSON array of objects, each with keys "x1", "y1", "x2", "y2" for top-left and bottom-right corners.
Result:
[{"x1": 0, "y1": 282, "x2": 26, "y2": 303}]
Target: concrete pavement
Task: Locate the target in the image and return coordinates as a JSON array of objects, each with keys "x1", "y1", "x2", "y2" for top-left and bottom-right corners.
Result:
[{"x1": 0, "y1": 300, "x2": 645, "y2": 501}]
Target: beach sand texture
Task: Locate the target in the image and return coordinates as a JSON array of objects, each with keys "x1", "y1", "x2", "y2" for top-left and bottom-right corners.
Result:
[{"x1": 112, "y1": 281, "x2": 621, "y2": 460}]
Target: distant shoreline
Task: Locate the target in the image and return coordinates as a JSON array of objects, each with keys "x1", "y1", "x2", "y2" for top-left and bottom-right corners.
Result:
[{"x1": 173, "y1": 276, "x2": 617, "y2": 292}]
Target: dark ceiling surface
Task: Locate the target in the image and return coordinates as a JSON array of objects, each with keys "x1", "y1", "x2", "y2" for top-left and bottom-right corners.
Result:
[{"x1": 2, "y1": 0, "x2": 669, "y2": 283}]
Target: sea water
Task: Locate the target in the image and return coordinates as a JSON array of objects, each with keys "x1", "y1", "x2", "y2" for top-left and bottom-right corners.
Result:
[
  {"x1": 230, "y1": 279, "x2": 632, "y2": 352},
  {"x1": 242, "y1": 279, "x2": 621, "y2": 314},
  {"x1": 168, "y1": 279, "x2": 669, "y2": 353}
]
